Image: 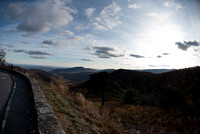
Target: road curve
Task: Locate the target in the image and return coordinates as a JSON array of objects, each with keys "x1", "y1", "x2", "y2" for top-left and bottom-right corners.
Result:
[
  {"x1": 0, "y1": 72, "x2": 13, "y2": 131},
  {"x1": 3, "y1": 71, "x2": 38, "y2": 134}
]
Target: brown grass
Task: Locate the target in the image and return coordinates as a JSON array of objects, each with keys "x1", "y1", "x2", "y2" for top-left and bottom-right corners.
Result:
[{"x1": 30, "y1": 73, "x2": 123, "y2": 134}]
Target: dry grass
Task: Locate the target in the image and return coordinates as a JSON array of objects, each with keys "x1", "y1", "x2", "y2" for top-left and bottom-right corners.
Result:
[{"x1": 31, "y1": 74, "x2": 123, "y2": 134}]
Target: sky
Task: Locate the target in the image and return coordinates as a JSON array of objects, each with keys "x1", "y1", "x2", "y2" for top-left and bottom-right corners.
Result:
[{"x1": 0, "y1": 0, "x2": 200, "y2": 69}]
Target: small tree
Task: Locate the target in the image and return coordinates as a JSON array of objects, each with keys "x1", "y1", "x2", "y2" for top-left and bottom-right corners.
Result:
[
  {"x1": 86, "y1": 72, "x2": 122, "y2": 106},
  {"x1": 0, "y1": 49, "x2": 6, "y2": 66},
  {"x1": 124, "y1": 86, "x2": 139, "y2": 105}
]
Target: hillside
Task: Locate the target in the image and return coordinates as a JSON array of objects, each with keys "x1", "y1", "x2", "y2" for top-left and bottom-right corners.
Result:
[
  {"x1": 50, "y1": 67, "x2": 98, "y2": 82},
  {"x1": 109, "y1": 67, "x2": 200, "y2": 115}
]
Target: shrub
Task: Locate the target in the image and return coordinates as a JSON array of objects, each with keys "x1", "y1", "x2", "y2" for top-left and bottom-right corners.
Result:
[{"x1": 124, "y1": 86, "x2": 139, "y2": 105}]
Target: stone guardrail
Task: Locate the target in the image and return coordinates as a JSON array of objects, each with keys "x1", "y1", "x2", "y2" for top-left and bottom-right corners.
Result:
[{"x1": 2, "y1": 69, "x2": 65, "y2": 134}]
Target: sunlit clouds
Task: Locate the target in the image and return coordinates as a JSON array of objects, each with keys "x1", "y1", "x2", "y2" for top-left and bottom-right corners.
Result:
[{"x1": 0, "y1": 0, "x2": 200, "y2": 69}]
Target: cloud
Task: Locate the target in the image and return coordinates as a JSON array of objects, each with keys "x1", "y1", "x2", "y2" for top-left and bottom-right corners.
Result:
[
  {"x1": 84, "y1": 47, "x2": 92, "y2": 51},
  {"x1": 85, "y1": 8, "x2": 96, "y2": 18},
  {"x1": 184, "y1": 41, "x2": 199, "y2": 46},
  {"x1": 175, "y1": 40, "x2": 200, "y2": 51},
  {"x1": 59, "y1": 30, "x2": 74, "y2": 36},
  {"x1": 21, "y1": 41, "x2": 28, "y2": 44},
  {"x1": 92, "y1": 22, "x2": 107, "y2": 31},
  {"x1": 149, "y1": 65, "x2": 169, "y2": 67},
  {"x1": 69, "y1": 36, "x2": 84, "y2": 41},
  {"x1": 5, "y1": 0, "x2": 76, "y2": 33},
  {"x1": 14, "y1": 49, "x2": 54, "y2": 56},
  {"x1": 75, "y1": 23, "x2": 88, "y2": 30},
  {"x1": 89, "y1": 46, "x2": 124, "y2": 58},
  {"x1": 68, "y1": 36, "x2": 84, "y2": 45},
  {"x1": 157, "y1": 55, "x2": 162, "y2": 58},
  {"x1": 14, "y1": 49, "x2": 27, "y2": 53},
  {"x1": 21, "y1": 33, "x2": 34, "y2": 38},
  {"x1": 162, "y1": 53, "x2": 169, "y2": 55},
  {"x1": 148, "y1": 12, "x2": 168, "y2": 23},
  {"x1": 82, "y1": 58, "x2": 95, "y2": 62},
  {"x1": 130, "y1": 54, "x2": 145, "y2": 58},
  {"x1": 30, "y1": 56, "x2": 47, "y2": 59},
  {"x1": 9, "y1": 29, "x2": 17, "y2": 33},
  {"x1": 43, "y1": 40, "x2": 62, "y2": 46},
  {"x1": 92, "y1": 2, "x2": 121, "y2": 31},
  {"x1": 164, "y1": 0, "x2": 182, "y2": 10},
  {"x1": 0, "y1": 44, "x2": 13, "y2": 48},
  {"x1": 175, "y1": 42, "x2": 188, "y2": 51},
  {"x1": 128, "y1": 4, "x2": 141, "y2": 9},
  {"x1": 27, "y1": 51, "x2": 54, "y2": 55}
]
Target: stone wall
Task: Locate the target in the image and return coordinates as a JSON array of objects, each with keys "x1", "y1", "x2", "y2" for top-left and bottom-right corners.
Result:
[{"x1": 12, "y1": 69, "x2": 65, "y2": 134}]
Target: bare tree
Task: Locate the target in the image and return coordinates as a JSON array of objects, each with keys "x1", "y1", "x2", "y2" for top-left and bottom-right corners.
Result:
[{"x1": 0, "y1": 49, "x2": 6, "y2": 66}]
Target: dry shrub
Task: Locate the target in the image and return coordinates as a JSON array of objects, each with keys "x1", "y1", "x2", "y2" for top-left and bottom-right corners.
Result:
[
  {"x1": 72, "y1": 92, "x2": 100, "y2": 119},
  {"x1": 69, "y1": 92, "x2": 124, "y2": 134}
]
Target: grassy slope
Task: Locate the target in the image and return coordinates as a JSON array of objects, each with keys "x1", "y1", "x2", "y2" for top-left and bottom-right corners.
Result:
[{"x1": 34, "y1": 78, "x2": 123, "y2": 134}]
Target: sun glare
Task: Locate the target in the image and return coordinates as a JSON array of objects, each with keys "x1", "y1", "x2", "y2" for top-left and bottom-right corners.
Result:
[{"x1": 149, "y1": 24, "x2": 184, "y2": 50}]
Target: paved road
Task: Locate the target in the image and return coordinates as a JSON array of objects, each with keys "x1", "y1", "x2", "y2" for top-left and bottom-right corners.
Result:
[
  {"x1": 0, "y1": 72, "x2": 13, "y2": 129},
  {"x1": 2, "y1": 72, "x2": 38, "y2": 134}
]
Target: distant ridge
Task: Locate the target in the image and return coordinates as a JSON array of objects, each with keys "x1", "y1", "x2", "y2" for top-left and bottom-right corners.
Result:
[
  {"x1": 137, "y1": 69, "x2": 175, "y2": 74},
  {"x1": 49, "y1": 67, "x2": 174, "y2": 82},
  {"x1": 50, "y1": 67, "x2": 97, "y2": 74},
  {"x1": 15, "y1": 64, "x2": 176, "y2": 82},
  {"x1": 49, "y1": 67, "x2": 98, "y2": 82}
]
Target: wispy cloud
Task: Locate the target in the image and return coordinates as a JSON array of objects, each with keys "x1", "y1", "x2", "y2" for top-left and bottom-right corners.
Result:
[
  {"x1": 88, "y1": 46, "x2": 124, "y2": 58},
  {"x1": 13, "y1": 49, "x2": 27, "y2": 53},
  {"x1": 21, "y1": 33, "x2": 35, "y2": 38},
  {"x1": 69, "y1": 36, "x2": 84, "y2": 45},
  {"x1": 21, "y1": 41, "x2": 28, "y2": 44},
  {"x1": 128, "y1": 4, "x2": 142, "y2": 9},
  {"x1": 164, "y1": 0, "x2": 183, "y2": 10},
  {"x1": 85, "y1": 8, "x2": 96, "y2": 18},
  {"x1": 175, "y1": 40, "x2": 200, "y2": 51},
  {"x1": 5, "y1": 0, "x2": 77, "y2": 33},
  {"x1": 90, "y1": 2, "x2": 121, "y2": 31},
  {"x1": 0, "y1": 44, "x2": 13, "y2": 48},
  {"x1": 27, "y1": 51, "x2": 54, "y2": 56},
  {"x1": 59, "y1": 30, "x2": 74, "y2": 36},
  {"x1": 14, "y1": 49, "x2": 54, "y2": 56},
  {"x1": 82, "y1": 58, "x2": 95, "y2": 62},
  {"x1": 30, "y1": 56, "x2": 47, "y2": 59},
  {"x1": 149, "y1": 65, "x2": 170, "y2": 67},
  {"x1": 148, "y1": 12, "x2": 168, "y2": 23},
  {"x1": 130, "y1": 54, "x2": 145, "y2": 58},
  {"x1": 43, "y1": 40, "x2": 62, "y2": 46},
  {"x1": 92, "y1": 22, "x2": 107, "y2": 31}
]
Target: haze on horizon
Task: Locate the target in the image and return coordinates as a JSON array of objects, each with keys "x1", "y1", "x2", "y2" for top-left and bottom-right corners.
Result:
[{"x1": 0, "y1": 0, "x2": 200, "y2": 69}]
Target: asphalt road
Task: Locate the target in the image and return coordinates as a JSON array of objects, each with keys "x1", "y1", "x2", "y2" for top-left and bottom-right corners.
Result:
[
  {"x1": 0, "y1": 72, "x2": 13, "y2": 126},
  {"x1": 2, "y1": 71, "x2": 38, "y2": 134}
]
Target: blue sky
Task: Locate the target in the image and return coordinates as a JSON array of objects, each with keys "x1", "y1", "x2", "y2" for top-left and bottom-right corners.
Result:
[{"x1": 0, "y1": 0, "x2": 200, "y2": 69}]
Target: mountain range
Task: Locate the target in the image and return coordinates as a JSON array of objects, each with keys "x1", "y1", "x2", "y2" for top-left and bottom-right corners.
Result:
[{"x1": 49, "y1": 67, "x2": 174, "y2": 82}]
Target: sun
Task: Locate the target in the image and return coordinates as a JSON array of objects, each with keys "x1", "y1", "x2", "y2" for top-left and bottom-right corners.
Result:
[
  {"x1": 148, "y1": 24, "x2": 184, "y2": 52},
  {"x1": 133, "y1": 23, "x2": 197, "y2": 68}
]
